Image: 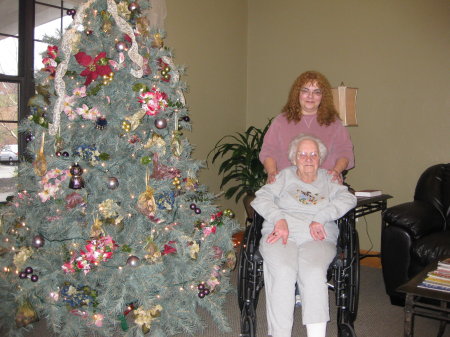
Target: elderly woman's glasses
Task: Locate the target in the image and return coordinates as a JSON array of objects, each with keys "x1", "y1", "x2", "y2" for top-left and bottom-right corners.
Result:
[
  {"x1": 297, "y1": 151, "x2": 319, "y2": 160},
  {"x1": 300, "y1": 88, "x2": 322, "y2": 96}
]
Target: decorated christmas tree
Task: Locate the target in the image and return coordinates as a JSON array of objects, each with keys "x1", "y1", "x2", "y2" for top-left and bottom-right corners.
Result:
[{"x1": 0, "y1": 1, "x2": 238, "y2": 336}]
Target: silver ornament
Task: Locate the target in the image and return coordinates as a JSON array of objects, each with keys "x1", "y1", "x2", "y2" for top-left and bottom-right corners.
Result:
[
  {"x1": 155, "y1": 118, "x2": 167, "y2": 129},
  {"x1": 107, "y1": 177, "x2": 119, "y2": 190},
  {"x1": 127, "y1": 256, "x2": 140, "y2": 267},
  {"x1": 32, "y1": 234, "x2": 45, "y2": 248},
  {"x1": 128, "y1": 2, "x2": 139, "y2": 11}
]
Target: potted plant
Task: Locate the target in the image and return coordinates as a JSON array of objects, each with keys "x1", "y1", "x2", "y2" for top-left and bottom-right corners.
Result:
[{"x1": 208, "y1": 119, "x2": 272, "y2": 221}]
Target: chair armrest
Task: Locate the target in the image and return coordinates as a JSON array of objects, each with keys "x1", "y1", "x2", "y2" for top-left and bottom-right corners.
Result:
[{"x1": 382, "y1": 201, "x2": 444, "y2": 239}]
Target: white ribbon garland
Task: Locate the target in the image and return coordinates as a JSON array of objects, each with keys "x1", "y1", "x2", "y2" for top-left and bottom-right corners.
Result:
[
  {"x1": 107, "y1": 0, "x2": 144, "y2": 78},
  {"x1": 50, "y1": 0, "x2": 95, "y2": 136}
]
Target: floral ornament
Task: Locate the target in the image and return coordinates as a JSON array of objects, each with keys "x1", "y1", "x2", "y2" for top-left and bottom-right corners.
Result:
[
  {"x1": 195, "y1": 220, "x2": 217, "y2": 238},
  {"x1": 63, "y1": 86, "x2": 87, "y2": 120},
  {"x1": 38, "y1": 168, "x2": 70, "y2": 202},
  {"x1": 144, "y1": 238, "x2": 162, "y2": 263},
  {"x1": 76, "y1": 104, "x2": 101, "y2": 121},
  {"x1": 137, "y1": 87, "x2": 168, "y2": 116},
  {"x1": 188, "y1": 241, "x2": 200, "y2": 259},
  {"x1": 59, "y1": 283, "x2": 98, "y2": 308},
  {"x1": 134, "y1": 305, "x2": 163, "y2": 332},
  {"x1": 98, "y1": 199, "x2": 124, "y2": 225},
  {"x1": 210, "y1": 211, "x2": 224, "y2": 227},
  {"x1": 155, "y1": 191, "x2": 175, "y2": 210},
  {"x1": 62, "y1": 236, "x2": 118, "y2": 274},
  {"x1": 206, "y1": 265, "x2": 221, "y2": 291},
  {"x1": 161, "y1": 241, "x2": 177, "y2": 256},
  {"x1": 42, "y1": 45, "x2": 59, "y2": 77},
  {"x1": 13, "y1": 247, "x2": 34, "y2": 270},
  {"x1": 75, "y1": 51, "x2": 113, "y2": 86},
  {"x1": 74, "y1": 145, "x2": 100, "y2": 166}
]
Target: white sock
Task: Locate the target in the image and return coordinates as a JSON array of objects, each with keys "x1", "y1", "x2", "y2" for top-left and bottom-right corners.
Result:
[{"x1": 306, "y1": 322, "x2": 327, "y2": 337}]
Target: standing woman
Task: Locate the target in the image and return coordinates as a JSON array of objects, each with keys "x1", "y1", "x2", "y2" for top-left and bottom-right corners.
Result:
[{"x1": 260, "y1": 70, "x2": 354, "y2": 184}]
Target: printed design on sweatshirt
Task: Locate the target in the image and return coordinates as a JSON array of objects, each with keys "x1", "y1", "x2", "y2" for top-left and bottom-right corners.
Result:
[{"x1": 295, "y1": 190, "x2": 324, "y2": 205}]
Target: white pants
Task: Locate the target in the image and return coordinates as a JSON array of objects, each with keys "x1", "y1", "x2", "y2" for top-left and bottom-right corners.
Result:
[{"x1": 259, "y1": 236, "x2": 336, "y2": 337}]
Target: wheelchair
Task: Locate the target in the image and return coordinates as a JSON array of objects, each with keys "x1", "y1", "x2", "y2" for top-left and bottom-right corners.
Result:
[{"x1": 237, "y1": 210, "x2": 359, "y2": 337}]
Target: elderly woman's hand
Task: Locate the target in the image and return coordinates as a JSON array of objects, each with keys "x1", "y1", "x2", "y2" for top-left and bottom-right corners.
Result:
[
  {"x1": 267, "y1": 219, "x2": 289, "y2": 244},
  {"x1": 309, "y1": 221, "x2": 327, "y2": 240}
]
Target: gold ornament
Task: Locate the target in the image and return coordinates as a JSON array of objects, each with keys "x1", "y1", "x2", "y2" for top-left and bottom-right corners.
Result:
[
  {"x1": 143, "y1": 133, "x2": 166, "y2": 155},
  {"x1": 125, "y1": 109, "x2": 147, "y2": 131},
  {"x1": 33, "y1": 132, "x2": 47, "y2": 176},
  {"x1": 13, "y1": 247, "x2": 33, "y2": 270},
  {"x1": 134, "y1": 305, "x2": 163, "y2": 333},
  {"x1": 137, "y1": 170, "x2": 157, "y2": 219},
  {"x1": 170, "y1": 130, "x2": 182, "y2": 157},
  {"x1": 136, "y1": 17, "x2": 150, "y2": 36},
  {"x1": 223, "y1": 208, "x2": 235, "y2": 218},
  {"x1": 121, "y1": 120, "x2": 132, "y2": 132},
  {"x1": 144, "y1": 238, "x2": 162, "y2": 263},
  {"x1": 15, "y1": 301, "x2": 38, "y2": 328},
  {"x1": 225, "y1": 250, "x2": 237, "y2": 270},
  {"x1": 151, "y1": 33, "x2": 164, "y2": 48},
  {"x1": 90, "y1": 217, "x2": 105, "y2": 238}
]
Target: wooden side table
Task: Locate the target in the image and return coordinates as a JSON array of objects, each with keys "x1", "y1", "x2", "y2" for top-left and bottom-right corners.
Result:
[{"x1": 397, "y1": 259, "x2": 450, "y2": 337}]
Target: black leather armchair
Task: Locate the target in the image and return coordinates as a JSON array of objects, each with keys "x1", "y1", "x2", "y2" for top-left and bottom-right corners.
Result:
[{"x1": 381, "y1": 163, "x2": 450, "y2": 306}]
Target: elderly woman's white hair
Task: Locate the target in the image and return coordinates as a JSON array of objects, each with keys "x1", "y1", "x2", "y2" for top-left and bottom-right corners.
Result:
[{"x1": 288, "y1": 134, "x2": 328, "y2": 165}]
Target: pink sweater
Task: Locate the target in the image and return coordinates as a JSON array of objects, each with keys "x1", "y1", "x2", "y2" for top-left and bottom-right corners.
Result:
[{"x1": 259, "y1": 113, "x2": 354, "y2": 171}]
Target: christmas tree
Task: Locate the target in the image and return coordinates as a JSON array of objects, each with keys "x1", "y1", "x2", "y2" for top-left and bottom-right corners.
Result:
[{"x1": 0, "y1": 1, "x2": 238, "y2": 336}]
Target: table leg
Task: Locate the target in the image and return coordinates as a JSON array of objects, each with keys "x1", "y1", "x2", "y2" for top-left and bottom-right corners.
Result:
[
  {"x1": 404, "y1": 294, "x2": 414, "y2": 337},
  {"x1": 436, "y1": 300, "x2": 448, "y2": 337}
]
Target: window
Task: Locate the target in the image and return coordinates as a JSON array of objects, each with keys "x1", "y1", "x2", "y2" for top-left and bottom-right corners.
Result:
[{"x1": 0, "y1": 0, "x2": 76, "y2": 201}]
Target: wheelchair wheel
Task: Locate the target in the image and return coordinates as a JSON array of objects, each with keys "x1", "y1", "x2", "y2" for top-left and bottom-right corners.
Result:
[
  {"x1": 338, "y1": 323, "x2": 357, "y2": 337},
  {"x1": 238, "y1": 226, "x2": 251, "y2": 312},
  {"x1": 348, "y1": 230, "x2": 360, "y2": 323}
]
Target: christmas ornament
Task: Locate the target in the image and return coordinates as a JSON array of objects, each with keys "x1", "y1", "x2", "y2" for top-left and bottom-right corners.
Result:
[
  {"x1": 182, "y1": 116, "x2": 190, "y2": 122},
  {"x1": 151, "y1": 33, "x2": 164, "y2": 48},
  {"x1": 151, "y1": 153, "x2": 181, "y2": 179},
  {"x1": 65, "y1": 192, "x2": 85, "y2": 209},
  {"x1": 223, "y1": 209, "x2": 234, "y2": 218},
  {"x1": 190, "y1": 203, "x2": 196, "y2": 210},
  {"x1": 74, "y1": 145, "x2": 100, "y2": 166},
  {"x1": 133, "y1": 305, "x2": 163, "y2": 333},
  {"x1": 62, "y1": 151, "x2": 70, "y2": 157},
  {"x1": 62, "y1": 236, "x2": 118, "y2": 274},
  {"x1": 154, "y1": 118, "x2": 167, "y2": 129},
  {"x1": 75, "y1": 51, "x2": 113, "y2": 86},
  {"x1": 128, "y1": 2, "x2": 140, "y2": 11},
  {"x1": 31, "y1": 275, "x2": 39, "y2": 282},
  {"x1": 90, "y1": 217, "x2": 105, "y2": 238},
  {"x1": 126, "y1": 256, "x2": 140, "y2": 267},
  {"x1": 60, "y1": 283, "x2": 98, "y2": 308},
  {"x1": 195, "y1": 208, "x2": 202, "y2": 214},
  {"x1": 38, "y1": 168, "x2": 70, "y2": 202},
  {"x1": 33, "y1": 132, "x2": 47, "y2": 176},
  {"x1": 25, "y1": 133, "x2": 34, "y2": 142},
  {"x1": 115, "y1": 41, "x2": 128, "y2": 52},
  {"x1": 32, "y1": 234, "x2": 45, "y2": 248},
  {"x1": 121, "y1": 120, "x2": 131, "y2": 132},
  {"x1": 140, "y1": 156, "x2": 151, "y2": 165},
  {"x1": 137, "y1": 171, "x2": 156, "y2": 219},
  {"x1": 155, "y1": 191, "x2": 175, "y2": 210},
  {"x1": 138, "y1": 87, "x2": 168, "y2": 116},
  {"x1": 172, "y1": 177, "x2": 181, "y2": 190},
  {"x1": 66, "y1": 8, "x2": 76, "y2": 18},
  {"x1": 125, "y1": 109, "x2": 146, "y2": 131},
  {"x1": 171, "y1": 130, "x2": 182, "y2": 156},
  {"x1": 107, "y1": 177, "x2": 119, "y2": 189},
  {"x1": 69, "y1": 163, "x2": 85, "y2": 189},
  {"x1": 15, "y1": 301, "x2": 38, "y2": 328},
  {"x1": 144, "y1": 238, "x2": 162, "y2": 263},
  {"x1": 197, "y1": 283, "x2": 211, "y2": 299},
  {"x1": 98, "y1": 199, "x2": 124, "y2": 225},
  {"x1": 95, "y1": 116, "x2": 108, "y2": 129}
]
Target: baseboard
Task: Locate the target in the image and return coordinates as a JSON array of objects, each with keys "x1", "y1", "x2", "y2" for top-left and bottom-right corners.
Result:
[{"x1": 360, "y1": 250, "x2": 382, "y2": 268}]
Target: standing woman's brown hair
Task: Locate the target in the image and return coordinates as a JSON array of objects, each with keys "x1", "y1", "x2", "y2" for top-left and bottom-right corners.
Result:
[{"x1": 283, "y1": 71, "x2": 339, "y2": 126}]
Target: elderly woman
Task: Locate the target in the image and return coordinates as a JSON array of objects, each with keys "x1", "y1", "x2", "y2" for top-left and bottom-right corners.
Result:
[{"x1": 251, "y1": 134, "x2": 357, "y2": 337}]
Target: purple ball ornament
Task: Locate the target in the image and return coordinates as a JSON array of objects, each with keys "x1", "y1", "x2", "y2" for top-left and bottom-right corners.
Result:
[
  {"x1": 154, "y1": 118, "x2": 167, "y2": 129},
  {"x1": 107, "y1": 177, "x2": 119, "y2": 190},
  {"x1": 32, "y1": 234, "x2": 45, "y2": 248},
  {"x1": 194, "y1": 208, "x2": 201, "y2": 215},
  {"x1": 126, "y1": 256, "x2": 140, "y2": 267},
  {"x1": 182, "y1": 116, "x2": 190, "y2": 122},
  {"x1": 25, "y1": 133, "x2": 35, "y2": 142},
  {"x1": 128, "y1": 2, "x2": 140, "y2": 11},
  {"x1": 25, "y1": 267, "x2": 33, "y2": 275},
  {"x1": 66, "y1": 8, "x2": 76, "y2": 18},
  {"x1": 115, "y1": 41, "x2": 128, "y2": 52},
  {"x1": 190, "y1": 203, "x2": 196, "y2": 210},
  {"x1": 198, "y1": 292, "x2": 205, "y2": 299},
  {"x1": 31, "y1": 275, "x2": 39, "y2": 282},
  {"x1": 62, "y1": 151, "x2": 70, "y2": 157},
  {"x1": 197, "y1": 283, "x2": 205, "y2": 291},
  {"x1": 203, "y1": 288, "x2": 210, "y2": 296},
  {"x1": 19, "y1": 272, "x2": 27, "y2": 279}
]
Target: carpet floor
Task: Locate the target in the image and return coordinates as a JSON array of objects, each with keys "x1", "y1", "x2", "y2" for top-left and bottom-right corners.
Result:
[{"x1": 24, "y1": 266, "x2": 448, "y2": 337}]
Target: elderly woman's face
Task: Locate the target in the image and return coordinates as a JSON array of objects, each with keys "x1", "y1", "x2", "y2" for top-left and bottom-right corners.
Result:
[
  {"x1": 298, "y1": 81, "x2": 322, "y2": 115},
  {"x1": 295, "y1": 139, "x2": 320, "y2": 175}
]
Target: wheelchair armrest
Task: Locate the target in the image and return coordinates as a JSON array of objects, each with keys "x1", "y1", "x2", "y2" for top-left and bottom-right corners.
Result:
[{"x1": 382, "y1": 201, "x2": 444, "y2": 239}]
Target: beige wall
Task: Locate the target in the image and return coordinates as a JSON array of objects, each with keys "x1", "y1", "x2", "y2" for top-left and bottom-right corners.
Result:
[{"x1": 166, "y1": 0, "x2": 450, "y2": 250}]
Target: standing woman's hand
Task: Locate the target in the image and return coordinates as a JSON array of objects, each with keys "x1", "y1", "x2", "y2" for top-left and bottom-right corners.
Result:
[
  {"x1": 327, "y1": 169, "x2": 343, "y2": 184},
  {"x1": 309, "y1": 221, "x2": 326, "y2": 240},
  {"x1": 267, "y1": 219, "x2": 289, "y2": 244},
  {"x1": 266, "y1": 171, "x2": 278, "y2": 184}
]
